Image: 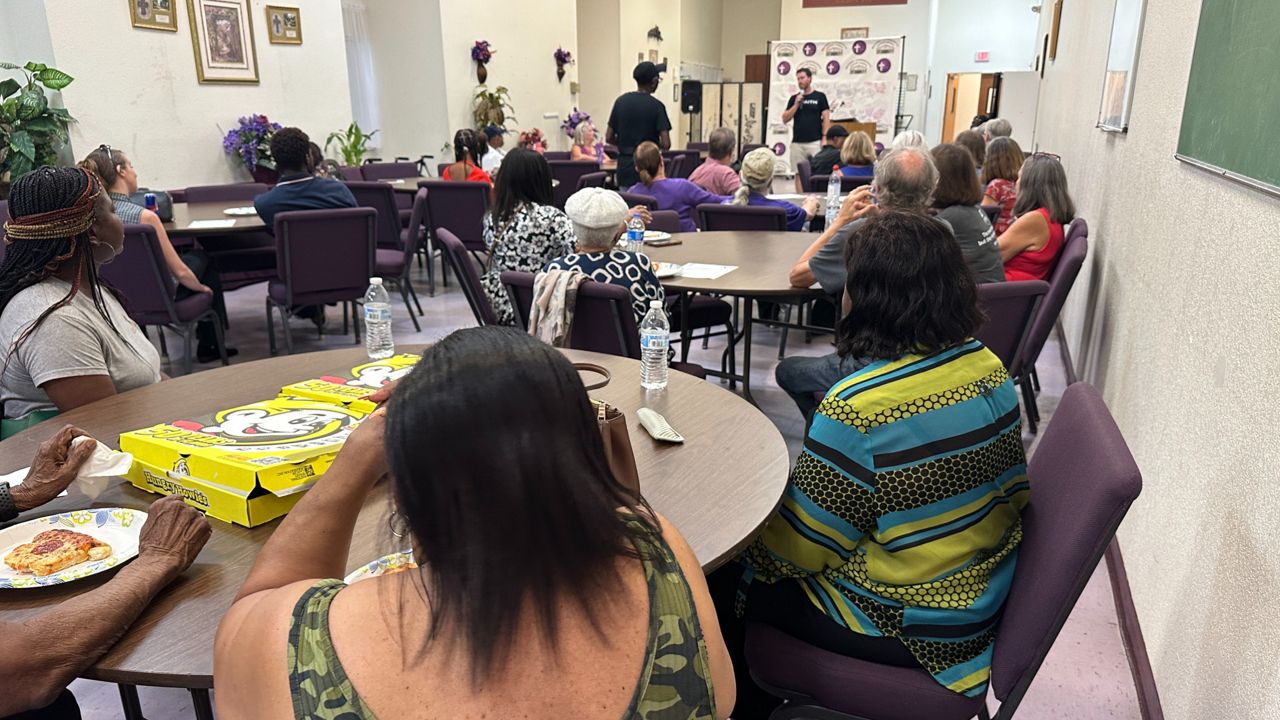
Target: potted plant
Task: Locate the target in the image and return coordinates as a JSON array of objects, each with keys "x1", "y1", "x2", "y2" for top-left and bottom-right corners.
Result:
[
  {"x1": 222, "y1": 114, "x2": 282, "y2": 184},
  {"x1": 472, "y1": 40, "x2": 494, "y2": 84},
  {"x1": 0, "y1": 61, "x2": 75, "y2": 199},
  {"x1": 326, "y1": 121, "x2": 378, "y2": 166},
  {"x1": 472, "y1": 85, "x2": 515, "y2": 131},
  {"x1": 553, "y1": 48, "x2": 573, "y2": 82}
]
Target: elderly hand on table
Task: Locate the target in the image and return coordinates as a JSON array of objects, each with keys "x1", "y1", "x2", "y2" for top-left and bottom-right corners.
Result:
[
  {"x1": 137, "y1": 494, "x2": 213, "y2": 577},
  {"x1": 9, "y1": 425, "x2": 96, "y2": 512}
]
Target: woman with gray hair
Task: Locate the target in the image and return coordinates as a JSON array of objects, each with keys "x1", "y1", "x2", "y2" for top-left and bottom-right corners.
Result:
[
  {"x1": 727, "y1": 147, "x2": 817, "y2": 231},
  {"x1": 570, "y1": 122, "x2": 615, "y2": 168},
  {"x1": 544, "y1": 188, "x2": 663, "y2": 322},
  {"x1": 889, "y1": 129, "x2": 926, "y2": 151}
]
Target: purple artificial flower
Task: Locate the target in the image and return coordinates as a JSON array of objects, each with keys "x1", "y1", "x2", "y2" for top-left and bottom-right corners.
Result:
[
  {"x1": 554, "y1": 47, "x2": 573, "y2": 65},
  {"x1": 472, "y1": 40, "x2": 493, "y2": 63},
  {"x1": 560, "y1": 108, "x2": 592, "y2": 138},
  {"x1": 222, "y1": 114, "x2": 282, "y2": 172}
]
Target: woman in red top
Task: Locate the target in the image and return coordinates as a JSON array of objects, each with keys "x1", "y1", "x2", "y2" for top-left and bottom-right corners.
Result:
[
  {"x1": 981, "y1": 137, "x2": 1023, "y2": 234},
  {"x1": 443, "y1": 128, "x2": 493, "y2": 184},
  {"x1": 998, "y1": 153, "x2": 1074, "y2": 282}
]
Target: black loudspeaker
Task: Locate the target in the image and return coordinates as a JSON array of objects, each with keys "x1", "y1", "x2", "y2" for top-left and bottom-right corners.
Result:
[{"x1": 681, "y1": 80, "x2": 702, "y2": 114}]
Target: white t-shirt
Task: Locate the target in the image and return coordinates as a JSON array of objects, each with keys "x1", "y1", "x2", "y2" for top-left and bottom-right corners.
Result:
[
  {"x1": 481, "y1": 145, "x2": 506, "y2": 174},
  {"x1": 0, "y1": 278, "x2": 161, "y2": 420}
]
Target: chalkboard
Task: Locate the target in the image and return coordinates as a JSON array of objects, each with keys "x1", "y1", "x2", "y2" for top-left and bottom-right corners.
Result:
[{"x1": 1175, "y1": 0, "x2": 1280, "y2": 195}]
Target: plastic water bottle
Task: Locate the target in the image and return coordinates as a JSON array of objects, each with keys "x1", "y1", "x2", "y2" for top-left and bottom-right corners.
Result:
[
  {"x1": 639, "y1": 300, "x2": 669, "y2": 390},
  {"x1": 824, "y1": 165, "x2": 842, "y2": 228},
  {"x1": 626, "y1": 212, "x2": 646, "y2": 253},
  {"x1": 363, "y1": 277, "x2": 394, "y2": 360}
]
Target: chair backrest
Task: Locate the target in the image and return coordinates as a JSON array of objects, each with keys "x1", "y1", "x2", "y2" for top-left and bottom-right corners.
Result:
[
  {"x1": 99, "y1": 223, "x2": 179, "y2": 326},
  {"x1": 1020, "y1": 218, "x2": 1088, "y2": 373},
  {"x1": 0, "y1": 200, "x2": 7, "y2": 262},
  {"x1": 648, "y1": 210, "x2": 682, "y2": 234},
  {"x1": 359, "y1": 162, "x2": 418, "y2": 181},
  {"x1": 686, "y1": 142, "x2": 710, "y2": 152},
  {"x1": 796, "y1": 160, "x2": 812, "y2": 193},
  {"x1": 338, "y1": 165, "x2": 364, "y2": 181},
  {"x1": 501, "y1": 271, "x2": 640, "y2": 357},
  {"x1": 418, "y1": 180, "x2": 490, "y2": 252},
  {"x1": 399, "y1": 188, "x2": 430, "y2": 272},
  {"x1": 982, "y1": 204, "x2": 1001, "y2": 226},
  {"x1": 577, "y1": 171, "x2": 608, "y2": 190},
  {"x1": 664, "y1": 155, "x2": 685, "y2": 181},
  {"x1": 740, "y1": 143, "x2": 767, "y2": 163},
  {"x1": 990, "y1": 382, "x2": 1142, "y2": 708},
  {"x1": 542, "y1": 151, "x2": 571, "y2": 161},
  {"x1": 436, "y1": 227, "x2": 498, "y2": 325},
  {"x1": 547, "y1": 160, "x2": 601, "y2": 210},
  {"x1": 184, "y1": 182, "x2": 269, "y2": 203},
  {"x1": 618, "y1": 191, "x2": 658, "y2": 210},
  {"x1": 696, "y1": 203, "x2": 788, "y2": 232},
  {"x1": 273, "y1": 207, "x2": 376, "y2": 301},
  {"x1": 344, "y1": 181, "x2": 403, "y2": 249},
  {"x1": 973, "y1": 280, "x2": 1048, "y2": 373},
  {"x1": 808, "y1": 174, "x2": 872, "y2": 193},
  {"x1": 436, "y1": 162, "x2": 452, "y2": 178},
  {"x1": 669, "y1": 149, "x2": 703, "y2": 179}
]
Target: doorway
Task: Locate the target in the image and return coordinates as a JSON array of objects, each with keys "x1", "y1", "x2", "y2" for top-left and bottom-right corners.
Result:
[{"x1": 940, "y1": 72, "x2": 1001, "y2": 142}]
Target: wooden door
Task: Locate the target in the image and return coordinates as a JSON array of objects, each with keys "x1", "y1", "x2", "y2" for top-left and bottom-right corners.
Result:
[
  {"x1": 978, "y1": 73, "x2": 1000, "y2": 117},
  {"x1": 745, "y1": 54, "x2": 770, "y2": 123},
  {"x1": 941, "y1": 74, "x2": 961, "y2": 143}
]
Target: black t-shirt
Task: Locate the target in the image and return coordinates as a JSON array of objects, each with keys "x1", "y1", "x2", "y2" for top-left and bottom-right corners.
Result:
[
  {"x1": 809, "y1": 146, "x2": 843, "y2": 176},
  {"x1": 607, "y1": 91, "x2": 672, "y2": 156},
  {"x1": 786, "y1": 91, "x2": 830, "y2": 143}
]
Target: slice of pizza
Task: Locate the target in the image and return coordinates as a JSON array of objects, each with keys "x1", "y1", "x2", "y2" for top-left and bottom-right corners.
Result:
[{"x1": 4, "y1": 529, "x2": 113, "y2": 577}]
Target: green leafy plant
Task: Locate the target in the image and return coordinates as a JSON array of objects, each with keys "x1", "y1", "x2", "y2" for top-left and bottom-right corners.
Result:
[
  {"x1": 472, "y1": 85, "x2": 515, "y2": 130},
  {"x1": 325, "y1": 121, "x2": 379, "y2": 166},
  {"x1": 0, "y1": 61, "x2": 75, "y2": 190}
]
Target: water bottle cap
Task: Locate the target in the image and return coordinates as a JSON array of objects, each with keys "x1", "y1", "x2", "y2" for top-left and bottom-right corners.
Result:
[
  {"x1": 649, "y1": 300, "x2": 663, "y2": 308},
  {"x1": 369, "y1": 277, "x2": 383, "y2": 285}
]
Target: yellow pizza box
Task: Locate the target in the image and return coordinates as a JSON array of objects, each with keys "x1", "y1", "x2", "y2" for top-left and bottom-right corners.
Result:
[
  {"x1": 119, "y1": 397, "x2": 369, "y2": 497},
  {"x1": 126, "y1": 457, "x2": 307, "y2": 527},
  {"x1": 281, "y1": 354, "x2": 420, "y2": 412}
]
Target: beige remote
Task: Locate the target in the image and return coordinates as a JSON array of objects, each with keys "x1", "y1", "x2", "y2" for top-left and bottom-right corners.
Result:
[{"x1": 636, "y1": 408, "x2": 684, "y2": 443}]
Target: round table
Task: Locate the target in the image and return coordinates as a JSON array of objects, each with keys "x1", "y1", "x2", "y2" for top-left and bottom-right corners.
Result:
[
  {"x1": 0, "y1": 346, "x2": 788, "y2": 689},
  {"x1": 164, "y1": 201, "x2": 266, "y2": 236},
  {"x1": 644, "y1": 231, "x2": 828, "y2": 403}
]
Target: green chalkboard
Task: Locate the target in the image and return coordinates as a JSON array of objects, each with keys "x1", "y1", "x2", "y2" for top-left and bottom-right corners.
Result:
[{"x1": 1176, "y1": 0, "x2": 1280, "y2": 194}]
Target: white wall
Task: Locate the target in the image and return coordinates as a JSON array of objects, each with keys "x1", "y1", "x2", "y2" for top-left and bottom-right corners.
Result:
[
  {"x1": 363, "y1": 0, "x2": 450, "y2": 161},
  {"x1": 997, "y1": 70, "x2": 1040, "y2": 149},
  {"x1": 679, "y1": 0, "x2": 724, "y2": 142},
  {"x1": 576, "y1": 0, "x2": 621, "y2": 135},
  {"x1": 1034, "y1": 0, "x2": 1280, "y2": 716},
  {"x1": 720, "y1": 0, "x2": 779, "y2": 82},
  {"x1": 923, "y1": 0, "x2": 1039, "y2": 143},
  {"x1": 618, "y1": 0, "x2": 683, "y2": 131},
  {"x1": 0, "y1": 1, "x2": 56, "y2": 74},
  {"x1": 40, "y1": 0, "x2": 351, "y2": 189}
]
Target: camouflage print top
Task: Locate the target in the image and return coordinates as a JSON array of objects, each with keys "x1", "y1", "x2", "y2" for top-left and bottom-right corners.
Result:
[{"x1": 287, "y1": 529, "x2": 717, "y2": 719}]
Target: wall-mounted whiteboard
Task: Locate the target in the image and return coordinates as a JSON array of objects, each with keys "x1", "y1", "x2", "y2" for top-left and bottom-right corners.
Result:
[{"x1": 1097, "y1": 0, "x2": 1148, "y2": 132}]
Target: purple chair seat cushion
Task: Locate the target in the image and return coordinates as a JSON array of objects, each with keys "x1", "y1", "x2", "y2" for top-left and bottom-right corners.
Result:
[
  {"x1": 374, "y1": 248, "x2": 404, "y2": 278},
  {"x1": 668, "y1": 294, "x2": 731, "y2": 332},
  {"x1": 670, "y1": 362, "x2": 706, "y2": 379},
  {"x1": 745, "y1": 622, "x2": 988, "y2": 720},
  {"x1": 128, "y1": 290, "x2": 214, "y2": 326},
  {"x1": 268, "y1": 279, "x2": 367, "y2": 308}
]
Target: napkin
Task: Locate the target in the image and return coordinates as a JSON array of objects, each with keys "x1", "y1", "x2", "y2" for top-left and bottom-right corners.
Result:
[
  {"x1": 187, "y1": 219, "x2": 237, "y2": 229},
  {"x1": 1, "y1": 436, "x2": 134, "y2": 496}
]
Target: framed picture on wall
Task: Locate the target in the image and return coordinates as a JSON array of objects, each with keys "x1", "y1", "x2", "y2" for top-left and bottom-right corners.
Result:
[
  {"x1": 187, "y1": 0, "x2": 259, "y2": 84},
  {"x1": 841, "y1": 27, "x2": 869, "y2": 39},
  {"x1": 130, "y1": 0, "x2": 178, "y2": 31},
  {"x1": 265, "y1": 5, "x2": 302, "y2": 45}
]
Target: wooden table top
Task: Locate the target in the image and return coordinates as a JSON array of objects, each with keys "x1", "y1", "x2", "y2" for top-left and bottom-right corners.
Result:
[
  {"x1": 645, "y1": 230, "x2": 827, "y2": 298},
  {"x1": 165, "y1": 201, "x2": 266, "y2": 236},
  {"x1": 0, "y1": 346, "x2": 788, "y2": 688}
]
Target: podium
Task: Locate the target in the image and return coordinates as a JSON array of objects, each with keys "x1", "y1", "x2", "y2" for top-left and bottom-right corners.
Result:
[{"x1": 833, "y1": 120, "x2": 878, "y2": 144}]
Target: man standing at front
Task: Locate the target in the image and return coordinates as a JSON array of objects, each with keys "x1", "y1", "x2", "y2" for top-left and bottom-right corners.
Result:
[
  {"x1": 607, "y1": 62, "x2": 672, "y2": 188},
  {"x1": 782, "y1": 68, "x2": 830, "y2": 178}
]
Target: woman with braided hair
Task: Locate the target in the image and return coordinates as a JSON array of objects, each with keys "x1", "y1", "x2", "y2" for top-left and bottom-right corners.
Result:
[{"x1": 0, "y1": 166, "x2": 160, "y2": 435}]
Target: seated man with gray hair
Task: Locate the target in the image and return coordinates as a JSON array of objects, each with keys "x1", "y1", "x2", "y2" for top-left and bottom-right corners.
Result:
[
  {"x1": 983, "y1": 117, "x2": 1013, "y2": 142},
  {"x1": 545, "y1": 187, "x2": 664, "y2": 323},
  {"x1": 687, "y1": 127, "x2": 741, "y2": 195}
]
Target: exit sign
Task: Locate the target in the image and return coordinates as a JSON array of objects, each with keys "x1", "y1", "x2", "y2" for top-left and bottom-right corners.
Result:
[{"x1": 975, "y1": 51, "x2": 990, "y2": 62}]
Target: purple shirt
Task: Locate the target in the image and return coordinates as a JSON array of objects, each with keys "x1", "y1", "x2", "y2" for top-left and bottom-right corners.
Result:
[
  {"x1": 628, "y1": 178, "x2": 730, "y2": 232},
  {"x1": 688, "y1": 157, "x2": 742, "y2": 195},
  {"x1": 726, "y1": 193, "x2": 809, "y2": 232}
]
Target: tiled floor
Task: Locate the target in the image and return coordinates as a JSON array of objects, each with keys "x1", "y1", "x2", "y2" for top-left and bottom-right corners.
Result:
[{"x1": 65, "y1": 257, "x2": 1142, "y2": 718}]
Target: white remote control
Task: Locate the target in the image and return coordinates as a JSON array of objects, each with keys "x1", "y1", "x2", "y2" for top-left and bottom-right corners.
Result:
[{"x1": 636, "y1": 408, "x2": 684, "y2": 443}]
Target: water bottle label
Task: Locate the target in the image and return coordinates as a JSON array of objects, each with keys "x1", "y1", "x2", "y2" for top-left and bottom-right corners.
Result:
[
  {"x1": 364, "y1": 307, "x2": 391, "y2": 322},
  {"x1": 640, "y1": 333, "x2": 668, "y2": 351},
  {"x1": 628, "y1": 229, "x2": 644, "y2": 242}
]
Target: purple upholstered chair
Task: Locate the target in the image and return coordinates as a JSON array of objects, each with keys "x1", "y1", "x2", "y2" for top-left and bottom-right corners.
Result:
[
  {"x1": 436, "y1": 162, "x2": 452, "y2": 178},
  {"x1": 100, "y1": 224, "x2": 227, "y2": 374},
  {"x1": 184, "y1": 183, "x2": 269, "y2": 203},
  {"x1": 338, "y1": 165, "x2": 364, "y2": 181},
  {"x1": 183, "y1": 182, "x2": 276, "y2": 291},
  {"x1": 618, "y1": 192, "x2": 658, "y2": 211},
  {"x1": 661, "y1": 153, "x2": 685, "y2": 181},
  {"x1": 345, "y1": 181, "x2": 403, "y2": 249},
  {"x1": 739, "y1": 143, "x2": 768, "y2": 163},
  {"x1": 647, "y1": 210, "x2": 682, "y2": 235},
  {"x1": 372, "y1": 187, "x2": 426, "y2": 331},
  {"x1": 418, "y1": 179, "x2": 490, "y2": 255},
  {"x1": 696, "y1": 203, "x2": 788, "y2": 232},
  {"x1": 500, "y1": 271, "x2": 706, "y2": 379},
  {"x1": 687, "y1": 142, "x2": 710, "y2": 153},
  {"x1": 436, "y1": 227, "x2": 498, "y2": 326},
  {"x1": 808, "y1": 174, "x2": 871, "y2": 193},
  {"x1": 577, "y1": 171, "x2": 608, "y2": 190},
  {"x1": 358, "y1": 162, "x2": 419, "y2": 225},
  {"x1": 982, "y1": 204, "x2": 1002, "y2": 226},
  {"x1": 0, "y1": 200, "x2": 7, "y2": 264},
  {"x1": 265, "y1": 207, "x2": 376, "y2": 355},
  {"x1": 973, "y1": 280, "x2": 1049, "y2": 374},
  {"x1": 745, "y1": 381, "x2": 1142, "y2": 720},
  {"x1": 399, "y1": 187, "x2": 439, "y2": 297},
  {"x1": 1015, "y1": 219, "x2": 1088, "y2": 431},
  {"x1": 547, "y1": 160, "x2": 600, "y2": 210},
  {"x1": 795, "y1": 160, "x2": 812, "y2": 194},
  {"x1": 542, "y1": 151, "x2": 571, "y2": 161}
]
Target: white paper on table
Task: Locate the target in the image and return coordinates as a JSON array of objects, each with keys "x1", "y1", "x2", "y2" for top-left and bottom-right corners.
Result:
[
  {"x1": 1, "y1": 437, "x2": 134, "y2": 497},
  {"x1": 678, "y1": 263, "x2": 737, "y2": 280},
  {"x1": 187, "y1": 219, "x2": 237, "y2": 229}
]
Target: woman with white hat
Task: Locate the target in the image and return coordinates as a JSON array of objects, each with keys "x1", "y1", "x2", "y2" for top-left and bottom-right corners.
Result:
[{"x1": 728, "y1": 148, "x2": 817, "y2": 231}]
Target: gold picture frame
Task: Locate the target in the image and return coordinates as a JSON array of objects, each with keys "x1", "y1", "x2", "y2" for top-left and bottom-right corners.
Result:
[
  {"x1": 130, "y1": 0, "x2": 178, "y2": 31},
  {"x1": 841, "y1": 27, "x2": 870, "y2": 39},
  {"x1": 187, "y1": 0, "x2": 259, "y2": 84},
  {"x1": 265, "y1": 5, "x2": 302, "y2": 45}
]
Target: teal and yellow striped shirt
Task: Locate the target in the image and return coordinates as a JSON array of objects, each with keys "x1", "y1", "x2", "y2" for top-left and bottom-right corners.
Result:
[{"x1": 742, "y1": 340, "x2": 1029, "y2": 696}]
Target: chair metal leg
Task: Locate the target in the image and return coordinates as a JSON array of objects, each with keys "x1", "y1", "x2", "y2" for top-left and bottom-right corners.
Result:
[
  {"x1": 191, "y1": 688, "x2": 214, "y2": 720},
  {"x1": 279, "y1": 304, "x2": 294, "y2": 355},
  {"x1": 342, "y1": 301, "x2": 350, "y2": 335},
  {"x1": 118, "y1": 683, "x2": 147, "y2": 720},
  {"x1": 207, "y1": 312, "x2": 229, "y2": 366},
  {"x1": 1020, "y1": 374, "x2": 1039, "y2": 433},
  {"x1": 778, "y1": 304, "x2": 793, "y2": 360},
  {"x1": 400, "y1": 281, "x2": 421, "y2": 331},
  {"x1": 1030, "y1": 365, "x2": 1041, "y2": 392},
  {"x1": 978, "y1": 701, "x2": 993, "y2": 720},
  {"x1": 180, "y1": 326, "x2": 195, "y2": 376},
  {"x1": 351, "y1": 301, "x2": 362, "y2": 344},
  {"x1": 157, "y1": 326, "x2": 169, "y2": 360},
  {"x1": 407, "y1": 277, "x2": 424, "y2": 315},
  {"x1": 266, "y1": 298, "x2": 278, "y2": 356}
]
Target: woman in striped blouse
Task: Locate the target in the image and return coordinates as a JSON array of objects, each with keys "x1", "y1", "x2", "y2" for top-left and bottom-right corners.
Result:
[{"x1": 712, "y1": 211, "x2": 1030, "y2": 718}]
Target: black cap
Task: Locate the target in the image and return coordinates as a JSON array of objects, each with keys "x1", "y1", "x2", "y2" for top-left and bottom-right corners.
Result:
[
  {"x1": 483, "y1": 125, "x2": 505, "y2": 139},
  {"x1": 633, "y1": 61, "x2": 667, "y2": 84},
  {"x1": 825, "y1": 125, "x2": 849, "y2": 139}
]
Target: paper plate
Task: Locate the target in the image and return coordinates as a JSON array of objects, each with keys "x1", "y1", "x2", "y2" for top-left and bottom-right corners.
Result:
[
  {"x1": 0, "y1": 508, "x2": 146, "y2": 589},
  {"x1": 222, "y1": 206, "x2": 258, "y2": 216},
  {"x1": 643, "y1": 230, "x2": 672, "y2": 242},
  {"x1": 344, "y1": 550, "x2": 417, "y2": 584},
  {"x1": 652, "y1": 262, "x2": 681, "y2": 279}
]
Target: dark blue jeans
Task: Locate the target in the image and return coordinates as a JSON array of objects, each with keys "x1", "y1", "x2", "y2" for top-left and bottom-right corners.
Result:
[{"x1": 774, "y1": 351, "x2": 871, "y2": 420}]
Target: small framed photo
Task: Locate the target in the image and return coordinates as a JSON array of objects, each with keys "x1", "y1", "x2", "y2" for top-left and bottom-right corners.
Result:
[
  {"x1": 131, "y1": 0, "x2": 178, "y2": 31},
  {"x1": 187, "y1": 0, "x2": 259, "y2": 84},
  {"x1": 265, "y1": 5, "x2": 302, "y2": 45},
  {"x1": 841, "y1": 27, "x2": 870, "y2": 40}
]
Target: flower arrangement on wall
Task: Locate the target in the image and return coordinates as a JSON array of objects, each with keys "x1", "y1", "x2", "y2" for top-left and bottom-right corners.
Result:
[
  {"x1": 472, "y1": 40, "x2": 494, "y2": 83},
  {"x1": 518, "y1": 128, "x2": 547, "y2": 153},
  {"x1": 222, "y1": 114, "x2": 281, "y2": 183},
  {"x1": 560, "y1": 108, "x2": 591, "y2": 139},
  {"x1": 554, "y1": 47, "x2": 574, "y2": 82}
]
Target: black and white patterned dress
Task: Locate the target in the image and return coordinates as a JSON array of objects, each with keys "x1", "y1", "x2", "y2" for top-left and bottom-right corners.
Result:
[
  {"x1": 481, "y1": 203, "x2": 576, "y2": 325},
  {"x1": 544, "y1": 250, "x2": 665, "y2": 324}
]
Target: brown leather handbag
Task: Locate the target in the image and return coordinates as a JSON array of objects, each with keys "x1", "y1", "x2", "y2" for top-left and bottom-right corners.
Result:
[{"x1": 575, "y1": 363, "x2": 641, "y2": 495}]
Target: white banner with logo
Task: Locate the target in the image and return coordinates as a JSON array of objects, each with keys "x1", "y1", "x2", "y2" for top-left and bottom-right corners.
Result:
[{"x1": 766, "y1": 37, "x2": 904, "y2": 174}]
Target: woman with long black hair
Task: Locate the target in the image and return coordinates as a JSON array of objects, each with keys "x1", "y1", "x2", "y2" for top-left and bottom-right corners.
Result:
[{"x1": 0, "y1": 166, "x2": 160, "y2": 436}]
